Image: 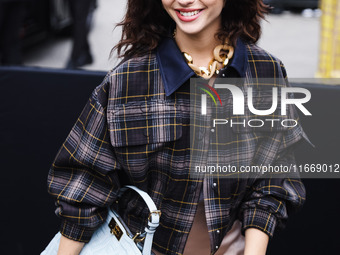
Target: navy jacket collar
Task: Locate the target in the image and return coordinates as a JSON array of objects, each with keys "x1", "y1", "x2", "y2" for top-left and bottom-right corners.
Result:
[{"x1": 156, "y1": 37, "x2": 248, "y2": 96}]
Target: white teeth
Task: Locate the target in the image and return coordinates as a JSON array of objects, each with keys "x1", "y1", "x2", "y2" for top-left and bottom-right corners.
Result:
[{"x1": 179, "y1": 10, "x2": 200, "y2": 17}]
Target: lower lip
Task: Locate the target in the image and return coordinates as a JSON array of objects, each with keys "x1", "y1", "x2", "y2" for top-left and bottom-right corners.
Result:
[{"x1": 175, "y1": 10, "x2": 203, "y2": 22}]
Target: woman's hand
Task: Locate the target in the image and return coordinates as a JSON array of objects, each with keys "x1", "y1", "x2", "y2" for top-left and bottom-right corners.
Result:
[
  {"x1": 244, "y1": 228, "x2": 269, "y2": 255},
  {"x1": 57, "y1": 235, "x2": 85, "y2": 255}
]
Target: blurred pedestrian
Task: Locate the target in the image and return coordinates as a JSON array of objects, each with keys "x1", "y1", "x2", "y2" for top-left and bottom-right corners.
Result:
[
  {"x1": 0, "y1": 0, "x2": 27, "y2": 65},
  {"x1": 66, "y1": 0, "x2": 96, "y2": 69}
]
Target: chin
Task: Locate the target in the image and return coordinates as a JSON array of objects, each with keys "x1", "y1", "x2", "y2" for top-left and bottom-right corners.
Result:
[{"x1": 177, "y1": 25, "x2": 204, "y2": 36}]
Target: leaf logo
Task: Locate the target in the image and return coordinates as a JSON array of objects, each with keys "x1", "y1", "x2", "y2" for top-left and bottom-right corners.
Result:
[{"x1": 197, "y1": 83, "x2": 223, "y2": 106}]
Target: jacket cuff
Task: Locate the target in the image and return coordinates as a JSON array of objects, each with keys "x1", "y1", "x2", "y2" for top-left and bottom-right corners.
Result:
[
  {"x1": 242, "y1": 208, "x2": 277, "y2": 238},
  {"x1": 60, "y1": 219, "x2": 96, "y2": 243}
]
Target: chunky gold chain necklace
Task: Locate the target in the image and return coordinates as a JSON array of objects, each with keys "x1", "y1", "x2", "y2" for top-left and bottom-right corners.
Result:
[
  {"x1": 173, "y1": 29, "x2": 234, "y2": 79},
  {"x1": 182, "y1": 44, "x2": 234, "y2": 79}
]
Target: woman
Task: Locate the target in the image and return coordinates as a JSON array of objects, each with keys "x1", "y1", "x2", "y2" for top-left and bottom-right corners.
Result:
[{"x1": 45, "y1": 0, "x2": 308, "y2": 254}]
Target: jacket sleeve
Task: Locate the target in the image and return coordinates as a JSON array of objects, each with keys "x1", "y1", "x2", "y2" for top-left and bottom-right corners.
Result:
[
  {"x1": 239, "y1": 62, "x2": 310, "y2": 238},
  {"x1": 240, "y1": 145, "x2": 306, "y2": 238},
  {"x1": 47, "y1": 75, "x2": 121, "y2": 243}
]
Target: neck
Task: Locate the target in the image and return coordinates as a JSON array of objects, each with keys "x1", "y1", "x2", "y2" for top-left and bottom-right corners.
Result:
[{"x1": 174, "y1": 27, "x2": 222, "y2": 68}]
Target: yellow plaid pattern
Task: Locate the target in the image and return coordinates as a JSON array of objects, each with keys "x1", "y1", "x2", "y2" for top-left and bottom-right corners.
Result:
[{"x1": 47, "y1": 40, "x2": 308, "y2": 255}]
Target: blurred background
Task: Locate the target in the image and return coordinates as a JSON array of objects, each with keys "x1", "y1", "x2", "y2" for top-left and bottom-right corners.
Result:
[{"x1": 1, "y1": 0, "x2": 339, "y2": 78}]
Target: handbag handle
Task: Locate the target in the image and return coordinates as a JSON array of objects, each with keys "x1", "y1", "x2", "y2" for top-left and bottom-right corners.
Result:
[{"x1": 117, "y1": 185, "x2": 161, "y2": 255}]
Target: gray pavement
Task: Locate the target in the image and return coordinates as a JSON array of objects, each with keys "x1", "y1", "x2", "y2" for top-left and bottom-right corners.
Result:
[
  {"x1": 259, "y1": 11, "x2": 320, "y2": 78},
  {"x1": 23, "y1": 1, "x2": 320, "y2": 78}
]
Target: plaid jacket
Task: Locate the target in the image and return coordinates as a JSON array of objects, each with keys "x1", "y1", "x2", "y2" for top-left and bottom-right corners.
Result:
[{"x1": 47, "y1": 38, "x2": 308, "y2": 255}]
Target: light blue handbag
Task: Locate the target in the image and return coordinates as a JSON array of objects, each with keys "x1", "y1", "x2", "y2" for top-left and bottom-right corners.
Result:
[{"x1": 41, "y1": 186, "x2": 161, "y2": 255}]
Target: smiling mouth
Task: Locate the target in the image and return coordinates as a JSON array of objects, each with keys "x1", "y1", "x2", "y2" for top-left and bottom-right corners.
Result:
[{"x1": 178, "y1": 10, "x2": 201, "y2": 17}]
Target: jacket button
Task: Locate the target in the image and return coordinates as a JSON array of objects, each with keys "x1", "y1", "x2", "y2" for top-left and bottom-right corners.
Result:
[
  {"x1": 216, "y1": 230, "x2": 220, "y2": 234},
  {"x1": 216, "y1": 245, "x2": 219, "y2": 249},
  {"x1": 213, "y1": 182, "x2": 217, "y2": 188}
]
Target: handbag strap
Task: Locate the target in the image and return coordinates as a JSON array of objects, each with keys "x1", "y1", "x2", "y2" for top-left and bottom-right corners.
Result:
[{"x1": 117, "y1": 185, "x2": 161, "y2": 255}]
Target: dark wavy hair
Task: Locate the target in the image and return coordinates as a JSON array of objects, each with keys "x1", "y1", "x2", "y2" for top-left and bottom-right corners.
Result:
[{"x1": 113, "y1": 0, "x2": 270, "y2": 58}]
